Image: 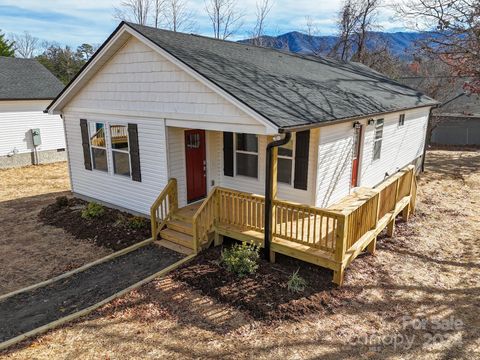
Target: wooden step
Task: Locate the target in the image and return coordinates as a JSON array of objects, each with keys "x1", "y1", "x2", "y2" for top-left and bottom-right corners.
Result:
[
  {"x1": 156, "y1": 239, "x2": 194, "y2": 255},
  {"x1": 159, "y1": 228, "x2": 194, "y2": 249},
  {"x1": 167, "y1": 219, "x2": 193, "y2": 236}
]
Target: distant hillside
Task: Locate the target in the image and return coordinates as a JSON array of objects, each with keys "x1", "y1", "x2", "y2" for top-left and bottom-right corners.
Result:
[{"x1": 239, "y1": 31, "x2": 428, "y2": 59}]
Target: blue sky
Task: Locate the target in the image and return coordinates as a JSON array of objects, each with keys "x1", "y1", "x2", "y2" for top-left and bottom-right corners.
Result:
[{"x1": 0, "y1": 0, "x2": 406, "y2": 49}]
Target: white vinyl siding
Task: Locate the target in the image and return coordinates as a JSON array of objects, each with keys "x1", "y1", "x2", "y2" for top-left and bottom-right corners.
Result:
[
  {"x1": 63, "y1": 111, "x2": 168, "y2": 215},
  {"x1": 0, "y1": 100, "x2": 65, "y2": 157}
]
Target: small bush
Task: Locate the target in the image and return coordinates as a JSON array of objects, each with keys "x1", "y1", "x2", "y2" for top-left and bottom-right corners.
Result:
[
  {"x1": 55, "y1": 196, "x2": 69, "y2": 207},
  {"x1": 221, "y1": 242, "x2": 260, "y2": 277},
  {"x1": 81, "y1": 202, "x2": 105, "y2": 219},
  {"x1": 128, "y1": 216, "x2": 148, "y2": 229},
  {"x1": 287, "y1": 269, "x2": 307, "y2": 293}
]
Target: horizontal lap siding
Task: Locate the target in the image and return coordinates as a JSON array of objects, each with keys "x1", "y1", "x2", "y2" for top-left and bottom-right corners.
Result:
[
  {"x1": 64, "y1": 112, "x2": 168, "y2": 215},
  {"x1": 0, "y1": 101, "x2": 65, "y2": 156},
  {"x1": 315, "y1": 122, "x2": 354, "y2": 207},
  {"x1": 360, "y1": 108, "x2": 429, "y2": 186}
]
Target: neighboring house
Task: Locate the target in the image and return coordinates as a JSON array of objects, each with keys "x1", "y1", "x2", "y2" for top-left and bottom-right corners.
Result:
[
  {"x1": 47, "y1": 22, "x2": 437, "y2": 283},
  {"x1": 401, "y1": 76, "x2": 480, "y2": 146},
  {"x1": 0, "y1": 57, "x2": 65, "y2": 168}
]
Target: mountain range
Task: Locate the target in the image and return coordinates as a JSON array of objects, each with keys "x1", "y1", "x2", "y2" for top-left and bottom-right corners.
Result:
[{"x1": 239, "y1": 31, "x2": 428, "y2": 59}]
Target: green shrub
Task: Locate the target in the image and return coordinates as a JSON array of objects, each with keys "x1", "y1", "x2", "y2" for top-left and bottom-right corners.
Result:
[
  {"x1": 221, "y1": 242, "x2": 260, "y2": 277},
  {"x1": 127, "y1": 216, "x2": 148, "y2": 229},
  {"x1": 81, "y1": 202, "x2": 105, "y2": 219},
  {"x1": 287, "y1": 269, "x2": 307, "y2": 293},
  {"x1": 55, "y1": 196, "x2": 69, "y2": 207}
]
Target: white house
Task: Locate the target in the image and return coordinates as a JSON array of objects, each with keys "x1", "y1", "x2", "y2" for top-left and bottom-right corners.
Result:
[
  {"x1": 0, "y1": 56, "x2": 65, "y2": 168},
  {"x1": 47, "y1": 22, "x2": 437, "y2": 214},
  {"x1": 47, "y1": 22, "x2": 438, "y2": 282}
]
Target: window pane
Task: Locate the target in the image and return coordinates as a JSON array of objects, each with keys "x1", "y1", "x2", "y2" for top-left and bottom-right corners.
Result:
[
  {"x1": 90, "y1": 123, "x2": 106, "y2": 148},
  {"x1": 278, "y1": 158, "x2": 292, "y2": 184},
  {"x1": 236, "y1": 153, "x2": 258, "y2": 178},
  {"x1": 236, "y1": 133, "x2": 258, "y2": 152},
  {"x1": 113, "y1": 151, "x2": 131, "y2": 176},
  {"x1": 373, "y1": 140, "x2": 382, "y2": 160},
  {"x1": 110, "y1": 125, "x2": 129, "y2": 151},
  {"x1": 375, "y1": 121, "x2": 384, "y2": 140},
  {"x1": 92, "y1": 148, "x2": 108, "y2": 171}
]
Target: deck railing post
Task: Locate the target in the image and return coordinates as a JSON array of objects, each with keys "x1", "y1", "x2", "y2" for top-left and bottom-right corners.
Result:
[
  {"x1": 402, "y1": 168, "x2": 414, "y2": 221},
  {"x1": 333, "y1": 214, "x2": 348, "y2": 285},
  {"x1": 387, "y1": 178, "x2": 400, "y2": 237},
  {"x1": 367, "y1": 191, "x2": 381, "y2": 255}
]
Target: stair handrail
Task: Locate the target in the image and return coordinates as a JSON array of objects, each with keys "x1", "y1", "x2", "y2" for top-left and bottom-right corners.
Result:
[
  {"x1": 192, "y1": 187, "x2": 218, "y2": 254},
  {"x1": 150, "y1": 178, "x2": 178, "y2": 240}
]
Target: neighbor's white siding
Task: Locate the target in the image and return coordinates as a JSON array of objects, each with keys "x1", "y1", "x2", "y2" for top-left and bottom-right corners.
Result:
[
  {"x1": 359, "y1": 107, "x2": 429, "y2": 187},
  {"x1": 63, "y1": 111, "x2": 168, "y2": 215},
  {"x1": 314, "y1": 107, "x2": 431, "y2": 207},
  {"x1": 0, "y1": 100, "x2": 65, "y2": 157}
]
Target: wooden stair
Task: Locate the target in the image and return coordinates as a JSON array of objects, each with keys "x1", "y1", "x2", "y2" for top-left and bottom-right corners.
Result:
[{"x1": 157, "y1": 212, "x2": 195, "y2": 255}]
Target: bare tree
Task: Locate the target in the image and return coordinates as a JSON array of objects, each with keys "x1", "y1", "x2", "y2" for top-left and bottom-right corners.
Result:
[
  {"x1": 12, "y1": 31, "x2": 39, "y2": 58},
  {"x1": 250, "y1": 0, "x2": 273, "y2": 46},
  {"x1": 153, "y1": 0, "x2": 165, "y2": 28},
  {"x1": 114, "y1": 0, "x2": 151, "y2": 25},
  {"x1": 161, "y1": 0, "x2": 196, "y2": 32},
  {"x1": 330, "y1": 0, "x2": 359, "y2": 60},
  {"x1": 351, "y1": 0, "x2": 381, "y2": 62},
  {"x1": 205, "y1": 0, "x2": 243, "y2": 39},
  {"x1": 394, "y1": 0, "x2": 480, "y2": 93}
]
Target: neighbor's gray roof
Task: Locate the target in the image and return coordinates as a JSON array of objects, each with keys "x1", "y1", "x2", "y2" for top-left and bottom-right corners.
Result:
[
  {"x1": 127, "y1": 22, "x2": 438, "y2": 129},
  {"x1": 0, "y1": 56, "x2": 64, "y2": 100}
]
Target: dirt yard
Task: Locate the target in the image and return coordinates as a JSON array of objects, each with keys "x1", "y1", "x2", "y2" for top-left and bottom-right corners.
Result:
[
  {"x1": 0, "y1": 163, "x2": 111, "y2": 295},
  {"x1": 2, "y1": 150, "x2": 479, "y2": 359}
]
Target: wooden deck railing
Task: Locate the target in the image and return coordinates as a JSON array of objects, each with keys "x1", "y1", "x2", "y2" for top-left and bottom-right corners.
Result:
[
  {"x1": 150, "y1": 178, "x2": 178, "y2": 240},
  {"x1": 192, "y1": 187, "x2": 218, "y2": 253}
]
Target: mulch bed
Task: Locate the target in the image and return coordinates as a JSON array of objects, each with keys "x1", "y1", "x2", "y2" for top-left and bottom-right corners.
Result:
[
  {"x1": 39, "y1": 197, "x2": 151, "y2": 251},
  {"x1": 0, "y1": 245, "x2": 184, "y2": 343},
  {"x1": 172, "y1": 242, "x2": 356, "y2": 321}
]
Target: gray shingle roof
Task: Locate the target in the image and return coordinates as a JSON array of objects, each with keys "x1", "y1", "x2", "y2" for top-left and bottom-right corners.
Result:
[
  {"x1": 0, "y1": 56, "x2": 64, "y2": 100},
  {"x1": 127, "y1": 23, "x2": 438, "y2": 129}
]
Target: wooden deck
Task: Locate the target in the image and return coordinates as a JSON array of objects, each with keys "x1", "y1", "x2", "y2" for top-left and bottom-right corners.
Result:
[{"x1": 150, "y1": 165, "x2": 417, "y2": 285}]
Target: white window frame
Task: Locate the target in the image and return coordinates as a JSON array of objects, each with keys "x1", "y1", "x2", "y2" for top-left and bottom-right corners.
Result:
[
  {"x1": 398, "y1": 114, "x2": 405, "y2": 126},
  {"x1": 234, "y1": 133, "x2": 259, "y2": 179},
  {"x1": 89, "y1": 121, "x2": 108, "y2": 173},
  {"x1": 109, "y1": 124, "x2": 132, "y2": 178},
  {"x1": 277, "y1": 133, "x2": 295, "y2": 186},
  {"x1": 88, "y1": 121, "x2": 133, "y2": 179},
  {"x1": 373, "y1": 119, "x2": 384, "y2": 161}
]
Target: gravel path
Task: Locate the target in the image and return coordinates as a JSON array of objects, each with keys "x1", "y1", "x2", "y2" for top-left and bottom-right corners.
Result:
[{"x1": 0, "y1": 244, "x2": 184, "y2": 343}]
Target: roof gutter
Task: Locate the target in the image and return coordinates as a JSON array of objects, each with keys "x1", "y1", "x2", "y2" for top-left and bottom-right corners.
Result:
[
  {"x1": 264, "y1": 132, "x2": 292, "y2": 259},
  {"x1": 277, "y1": 103, "x2": 440, "y2": 133}
]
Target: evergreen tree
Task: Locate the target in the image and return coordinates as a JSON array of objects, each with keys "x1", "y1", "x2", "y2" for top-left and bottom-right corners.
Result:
[{"x1": 0, "y1": 30, "x2": 15, "y2": 57}]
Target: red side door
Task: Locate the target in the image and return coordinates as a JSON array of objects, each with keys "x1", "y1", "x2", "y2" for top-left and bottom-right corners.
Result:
[
  {"x1": 351, "y1": 124, "x2": 363, "y2": 187},
  {"x1": 185, "y1": 129, "x2": 207, "y2": 203}
]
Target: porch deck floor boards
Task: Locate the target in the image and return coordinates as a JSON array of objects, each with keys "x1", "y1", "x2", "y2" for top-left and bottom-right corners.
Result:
[
  {"x1": 0, "y1": 244, "x2": 184, "y2": 344},
  {"x1": 175, "y1": 202, "x2": 202, "y2": 220}
]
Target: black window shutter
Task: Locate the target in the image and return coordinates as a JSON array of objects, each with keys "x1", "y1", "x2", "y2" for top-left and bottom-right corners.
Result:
[
  {"x1": 294, "y1": 130, "x2": 310, "y2": 190},
  {"x1": 223, "y1": 132, "x2": 234, "y2": 177},
  {"x1": 128, "y1": 123, "x2": 142, "y2": 182},
  {"x1": 80, "y1": 119, "x2": 92, "y2": 171}
]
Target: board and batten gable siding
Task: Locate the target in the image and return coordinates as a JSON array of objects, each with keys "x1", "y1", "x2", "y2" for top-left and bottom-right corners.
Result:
[
  {"x1": 359, "y1": 107, "x2": 429, "y2": 187},
  {"x1": 0, "y1": 100, "x2": 65, "y2": 157},
  {"x1": 63, "y1": 111, "x2": 168, "y2": 215},
  {"x1": 64, "y1": 37, "x2": 264, "y2": 133}
]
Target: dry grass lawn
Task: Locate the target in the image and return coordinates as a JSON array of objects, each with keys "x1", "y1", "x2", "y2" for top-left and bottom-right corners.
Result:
[
  {"x1": 2, "y1": 151, "x2": 479, "y2": 359},
  {"x1": 0, "y1": 162, "x2": 111, "y2": 295}
]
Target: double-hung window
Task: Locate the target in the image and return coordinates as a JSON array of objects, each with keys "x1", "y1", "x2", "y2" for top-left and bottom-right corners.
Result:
[
  {"x1": 278, "y1": 134, "x2": 295, "y2": 185},
  {"x1": 235, "y1": 133, "x2": 258, "y2": 178},
  {"x1": 89, "y1": 122, "x2": 108, "y2": 172},
  {"x1": 373, "y1": 119, "x2": 384, "y2": 161},
  {"x1": 110, "y1": 124, "x2": 131, "y2": 177}
]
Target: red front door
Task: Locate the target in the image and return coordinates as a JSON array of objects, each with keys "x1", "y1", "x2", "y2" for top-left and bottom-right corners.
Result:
[
  {"x1": 185, "y1": 129, "x2": 207, "y2": 203},
  {"x1": 351, "y1": 124, "x2": 363, "y2": 187}
]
